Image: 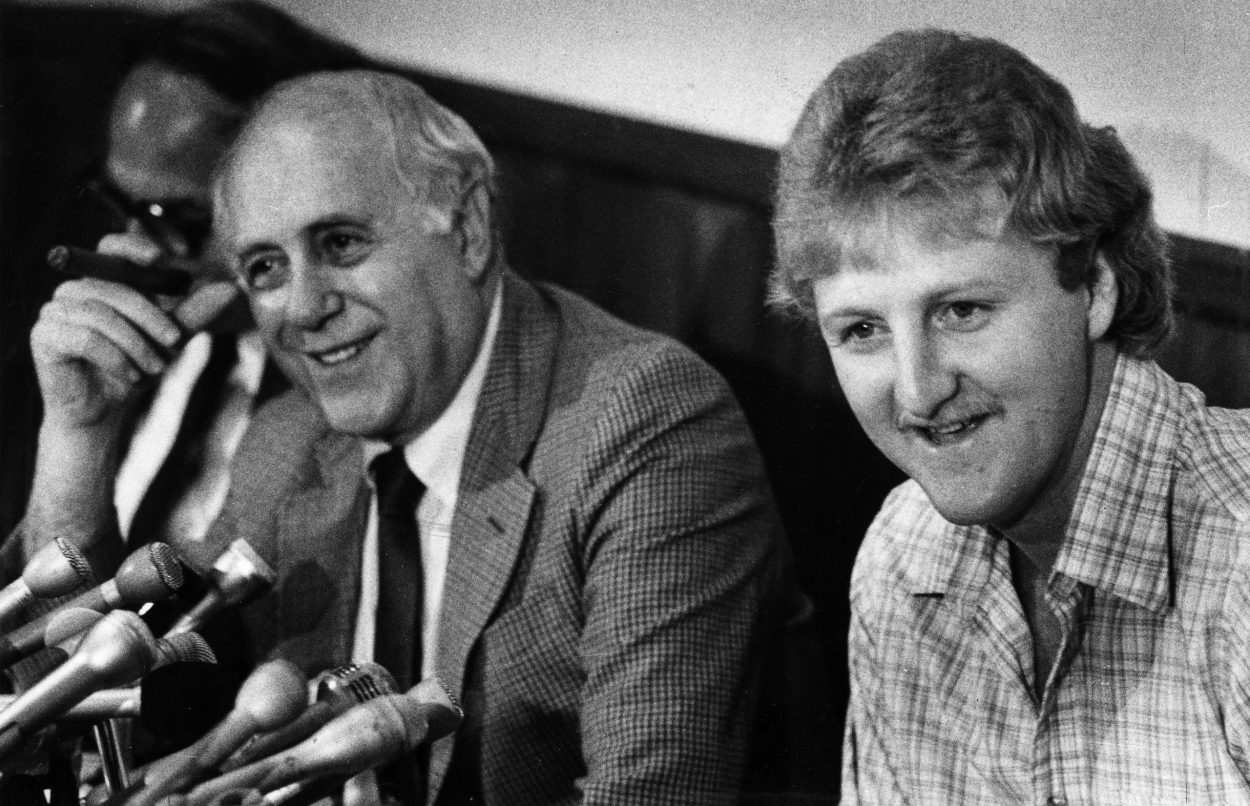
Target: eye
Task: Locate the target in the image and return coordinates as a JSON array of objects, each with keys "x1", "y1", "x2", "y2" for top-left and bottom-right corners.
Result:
[
  {"x1": 830, "y1": 319, "x2": 888, "y2": 352},
  {"x1": 845, "y1": 321, "x2": 879, "y2": 341},
  {"x1": 319, "y1": 228, "x2": 371, "y2": 265},
  {"x1": 240, "y1": 253, "x2": 287, "y2": 292},
  {"x1": 936, "y1": 301, "x2": 990, "y2": 332}
]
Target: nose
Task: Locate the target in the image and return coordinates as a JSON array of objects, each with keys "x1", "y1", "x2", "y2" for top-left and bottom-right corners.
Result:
[
  {"x1": 284, "y1": 265, "x2": 344, "y2": 331},
  {"x1": 892, "y1": 330, "x2": 958, "y2": 421}
]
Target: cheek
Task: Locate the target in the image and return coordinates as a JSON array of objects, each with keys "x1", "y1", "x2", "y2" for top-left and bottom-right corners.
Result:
[{"x1": 831, "y1": 358, "x2": 893, "y2": 433}]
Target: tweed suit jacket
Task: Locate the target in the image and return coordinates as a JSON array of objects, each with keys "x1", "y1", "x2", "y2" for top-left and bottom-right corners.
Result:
[{"x1": 209, "y1": 271, "x2": 793, "y2": 805}]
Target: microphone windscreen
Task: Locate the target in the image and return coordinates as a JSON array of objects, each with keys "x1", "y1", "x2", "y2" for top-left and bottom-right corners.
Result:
[
  {"x1": 116, "y1": 543, "x2": 185, "y2": 601},
  {"x1": 155, "y1": 632, "x2": 218, "y2": 666},
  {"x1": 252, "y1": 678, "x2": 462, "y2": 793},
  {"x1": 222, "y1": 662, "x2": 397, "y2": 771},
  {"x1": 25, "y1": 538, "x2": 93, "y2": 594}
]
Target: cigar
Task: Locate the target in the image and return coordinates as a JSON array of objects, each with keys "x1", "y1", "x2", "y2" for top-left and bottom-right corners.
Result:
[{"x1": 47, "y1": 245, "x2": 194, "y2": 296}]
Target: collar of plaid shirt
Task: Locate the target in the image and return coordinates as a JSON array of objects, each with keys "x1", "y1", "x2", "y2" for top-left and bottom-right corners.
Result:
[{"x1": 897, "y1": 354, "x2": 1178, "y2": 614}]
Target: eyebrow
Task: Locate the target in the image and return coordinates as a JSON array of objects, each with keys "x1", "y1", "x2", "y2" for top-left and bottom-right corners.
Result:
[
  {"x1": 816, "y1": 277, "x2": 1016, "y2": 329},
  {"x1": 232, "y1": 213, "x2": 372, "y2": 258}
]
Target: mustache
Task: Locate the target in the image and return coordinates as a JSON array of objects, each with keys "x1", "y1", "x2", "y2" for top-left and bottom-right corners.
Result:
[{"x1": 895, "y1": 391, "x2": 1004, "y2": 431}]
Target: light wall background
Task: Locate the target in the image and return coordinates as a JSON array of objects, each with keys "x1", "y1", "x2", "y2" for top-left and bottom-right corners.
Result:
[{"x1": 31, "y1": 0, "x2": 1250, "y2": 247}]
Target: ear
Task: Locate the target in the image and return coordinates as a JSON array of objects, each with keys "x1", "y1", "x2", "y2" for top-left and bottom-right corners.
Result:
[
  {"x1": 452, "y1": 179, "x2": 493, "y2": 283},
  {"x1": 1086, "y1": 253, "x2": 1118, "y2": 342}
]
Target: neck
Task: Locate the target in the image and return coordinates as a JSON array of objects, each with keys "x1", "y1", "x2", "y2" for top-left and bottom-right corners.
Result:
[{"x1": 998, "y1": 342, "x2": 1120, "y2": 574}]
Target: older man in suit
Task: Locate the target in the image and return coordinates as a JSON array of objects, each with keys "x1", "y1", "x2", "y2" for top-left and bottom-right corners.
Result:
[{"x1": 23, "y1": 68, "x2": 795, "y2": 804}]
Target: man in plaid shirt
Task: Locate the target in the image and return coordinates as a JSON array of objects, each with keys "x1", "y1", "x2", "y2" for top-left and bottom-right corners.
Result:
[{"x1": 772, "y1": 29, "x2": 1250, "y2": 804}]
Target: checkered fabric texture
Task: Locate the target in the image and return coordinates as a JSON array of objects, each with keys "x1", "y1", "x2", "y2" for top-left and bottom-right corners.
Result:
[
  {"x1": 213, "y1": 272, "x2": 793, "y2": 805},
  {"x1": 843, "y1": 356, "x2": 1250, "y2": 805}
]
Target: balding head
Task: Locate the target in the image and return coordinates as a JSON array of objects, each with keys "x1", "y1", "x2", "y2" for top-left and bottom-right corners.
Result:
[{"x1": 219, "y1": 70, "x2": 496, "y2": 237}]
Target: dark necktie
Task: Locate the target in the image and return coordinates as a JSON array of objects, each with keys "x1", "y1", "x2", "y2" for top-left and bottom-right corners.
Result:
[
  {"x1": 127, "y1": 335, "x2": 239, "y2": 546},
  {"x1": 372, "y1": 447, "x2": 426, "y2": 690},
  {"x1": 371, "y1": 447, "x2": 427, "y2": 805}
]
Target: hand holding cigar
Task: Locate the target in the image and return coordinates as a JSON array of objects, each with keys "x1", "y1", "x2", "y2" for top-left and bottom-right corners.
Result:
[{"x1": 47, "y1": 245, "x2": 195, "y2": 296}]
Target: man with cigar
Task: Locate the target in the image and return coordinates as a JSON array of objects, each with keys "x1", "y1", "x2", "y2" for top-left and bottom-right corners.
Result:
[
  {"x1": 4, "y1": 1, "x2": 365, "y2": 575},
  {"x1": 771, "y1": 29, "x2": 1250, "y2": 804},
  {"x1": 25, "y1": 68, "x2": 794, "y2": 803}
]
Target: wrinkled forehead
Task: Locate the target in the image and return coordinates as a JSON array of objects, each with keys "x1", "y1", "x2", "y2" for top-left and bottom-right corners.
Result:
[
  {"x1": 217, "y1": 98, "x2": 415, "y2": 210},
  {"x1": 230, "y1": 92, "x2": 393, "y2": 177}
]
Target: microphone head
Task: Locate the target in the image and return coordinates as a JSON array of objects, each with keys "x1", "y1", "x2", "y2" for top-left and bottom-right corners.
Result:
[
  {"x1": 23, "y1": 537, "x2": 94, "y2": 596},
  {"x1": 155, "y1": 631, "x2": 218, "y2": 666},
  {"x1": 313, "y1": 662, "x2": 398, "y2": 707},
  {"x1": 209, "y1": 540, "x2": 278, "y2": 607},
  {"x1": 236, "y1": 660, "x2": 308, "y2": 730},
  {"x1": 115, "y1": 543, "x2": 185, "y2": 603},
  {"x1": 43, "y1": 606, "x2": 105, "y2": 650},
  {"x1": 75, "y1": 610, "x2": 161, "y2": 680}
]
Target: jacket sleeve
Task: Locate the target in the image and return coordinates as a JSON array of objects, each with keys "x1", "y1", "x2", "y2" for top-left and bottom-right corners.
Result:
[{"x1": 574, "y1": 343, "x2": 790, "y2": 805}]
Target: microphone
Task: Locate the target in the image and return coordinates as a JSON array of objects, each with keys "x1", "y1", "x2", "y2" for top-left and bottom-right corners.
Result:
[
  {"x1": 41, "y1": 602, "x2": 208, "y2": 662},
  {"x1": 165, "y1": 539, "x2": 277, "y2": 638},
  {"x1": 130, "y1": 660, "x2": 308, "y2": 805},
  {"x1": 0, "y1": 687, "x2": 140, "y2": 721},
  {"x1": 187, "y1": 679, "x2": 461, "y2": 806},
  {"x1": 0, "y1": 538, "x2": 94, "y2": 625},
  {"x1": 153, "y1": 632, "x2": 217, "y2": 667},
  {"x1": 0, "y1": 543, "x2": 184, "y2": 669},
  {"x1": 223, "y1": 662, "x2": 397, "y2": 771},
  {"x1": 0, "y1": 634, "x2": 215, "y2": 719},
  {"x1": 0, "y1": 611, "x2": 164, "y2": 760}
]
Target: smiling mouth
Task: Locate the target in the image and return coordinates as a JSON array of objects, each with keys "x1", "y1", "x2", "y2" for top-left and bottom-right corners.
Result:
[
  {"x1": 916, "y1": 414, "x2": 989, "y2": 446},
  {"x1": 308, "y1": 334, "x2": 375, "y2": 367}
]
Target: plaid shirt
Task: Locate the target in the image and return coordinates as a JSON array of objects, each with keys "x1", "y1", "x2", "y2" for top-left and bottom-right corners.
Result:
[{"x1": 843, "y1": 356, "x2": 1250, "y2": 805}]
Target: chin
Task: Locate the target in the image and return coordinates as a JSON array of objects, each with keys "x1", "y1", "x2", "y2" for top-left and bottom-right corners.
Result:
[
  {"x1": 317, "y1": 397, "x2": 398, "y2": 440},
  {"x1": 921, "y1": 484, "x2": 1013, "y2": 528}
]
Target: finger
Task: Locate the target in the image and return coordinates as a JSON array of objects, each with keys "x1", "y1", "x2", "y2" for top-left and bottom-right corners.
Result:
[
  {"x1": 40, "y1": 297, "x2": 170, "y2": 377},
  {"x1": 98, "y1": 230, "x2": 164, "y2": 265},
  {"x1": 54, "y1": 278, "x2": 183, "y2": 349},
  {"x1": 174, "y1": 280, "x2": 243, "y2": 332},
  {"x1": 32, "y1": 312, "x2": 146, "y2": 389}
]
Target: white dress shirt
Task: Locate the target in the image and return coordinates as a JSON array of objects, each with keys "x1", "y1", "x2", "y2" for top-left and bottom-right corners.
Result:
[
  {"x1": 353, "y1": 287, "x2": 502, "y2": 680},
  {"x1": 114, "y1": 329, "x2": 266, "y2": 557}
]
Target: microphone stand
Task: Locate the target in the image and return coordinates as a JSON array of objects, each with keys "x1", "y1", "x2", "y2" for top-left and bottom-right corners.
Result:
[{"x1": 93, "y1": 717, "x2": 132, "y2": 795}]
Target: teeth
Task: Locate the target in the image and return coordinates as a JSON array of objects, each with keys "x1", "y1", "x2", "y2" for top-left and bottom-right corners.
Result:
[
  {"x1": 314, "y1": 340, "x2": 366, "y2": 366},
  {"x1": 922, "y1": 417, "x2": 983, "y2": 441}
]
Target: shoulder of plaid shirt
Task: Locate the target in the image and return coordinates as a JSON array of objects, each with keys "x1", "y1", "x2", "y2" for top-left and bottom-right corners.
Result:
[{"x1": 843, "y1": 353, "x2": 1250, "y2": 805}]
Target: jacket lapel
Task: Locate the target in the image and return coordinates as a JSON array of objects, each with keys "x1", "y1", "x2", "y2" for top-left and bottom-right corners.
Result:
[
  {"x1": 272, "y1": 427, "x2": 368, "y2": 673},
  {"x1": 427, "y1": 274, "x2": 556, "y2": 798}
]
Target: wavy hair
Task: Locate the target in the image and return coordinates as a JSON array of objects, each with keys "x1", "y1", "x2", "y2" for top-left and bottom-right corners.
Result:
[{"x1": 771, "y1": 29, "x2": 1173, "y2": 357}]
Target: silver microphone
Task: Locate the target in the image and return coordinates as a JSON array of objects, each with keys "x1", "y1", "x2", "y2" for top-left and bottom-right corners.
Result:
[
  {"x1": 223, "y1": 662, "x2": 398, "y2": 771},
  {"x1": 129, "y1": 660, "x2": 308, "y2": 806},
  {"x1": 186, "y1": 678, "x2": 461, "y2": 806},
  {"x1": 0, "y1": 543, "x2": 183, "y2": 669},
  {"x1": 164, "y1": 539, "x2": 277, "y2": 638},
  {"x1": 0, "y1": 611, "x2": 161, "y2": 760},
  {"x1": 0, "y1": 538, "x2": 94, "y2": 625}
]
